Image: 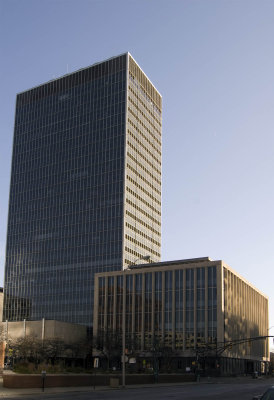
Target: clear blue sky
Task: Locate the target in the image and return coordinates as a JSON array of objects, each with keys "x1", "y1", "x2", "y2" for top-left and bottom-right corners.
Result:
[{"x1": 1, "y1": 0, "x2": 274, "y2": 343}]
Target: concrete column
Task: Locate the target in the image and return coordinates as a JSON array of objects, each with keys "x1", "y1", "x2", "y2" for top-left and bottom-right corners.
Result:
[
  {"x1": 104, "y1": 277, "x2": 108, "y2": 331},
  {"x1": 151, "y1": 272, "x2": 155, "y2": 346},
  {"x1": 122, "y1": 273, "x2": 126, "y2": 388},
  {"x1": 172, "y1": 270, "x2": 176, "y2": 351},
  {"x1": 217, "y1": 263, "x2": 224, "y2": 347},
  {"x1": 205, "y1": 268, "x2": 208, "y2": 343},
  {"x1": 42, "y1": 318, "x2": 45, "y2": 341},
  {"x1": 194, "y1": 268, "x2": 197, "y2": 348},
  {"x1": 183, "y1": 270, "x2": 186, "y2": 351},
  {"x1": 93, "y1": 275, "x2": 99, "y2": 337},
  {"x1": 132, "y1": 274, "x2": 136, "y2": 336},
  {"x1": 5, "y1": 320, "x2": 8, "y2": 342},
  {"x1": 266, "y1": 299, "x2": 269, "y2": 359},
  {"x1": 162, "y1": 271, "x2": 165, "y2": 345},
  {"x1": 113, "y1": 276, "x2": 117, "y2": 331},
  {"x1": 23, "y1": 319, "x2": 26, "y2": 338},
  {"x1": 141, "y1": 273, "x2": 145, "y2": 350}
]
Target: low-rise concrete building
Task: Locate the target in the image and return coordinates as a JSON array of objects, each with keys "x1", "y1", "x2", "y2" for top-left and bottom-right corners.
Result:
[
  {"x1": 93, "y1": 257, "x2": 269, "y2": 375},
  {"x1": 0, "y1": 287, "x2": 3, "y2": 322},
  {"x1": 0, "y1": 318, "x2": 87, "y2": 370},
  {"x1": 1, "y1": 319, "x2": 86, "y2": 344},
  {"x1": 0, "y1": 288, "x2": 4, "y2": 368}
]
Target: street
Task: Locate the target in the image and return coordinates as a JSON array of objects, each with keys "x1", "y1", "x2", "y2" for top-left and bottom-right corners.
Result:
[{"x1": 2, "y1": 379, "x2": 274, "y2": 400}]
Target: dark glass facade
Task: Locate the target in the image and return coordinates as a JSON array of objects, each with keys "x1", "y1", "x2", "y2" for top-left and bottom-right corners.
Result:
[{"x1": 4, "y1": 55, "x2": 129, "y2": 326}]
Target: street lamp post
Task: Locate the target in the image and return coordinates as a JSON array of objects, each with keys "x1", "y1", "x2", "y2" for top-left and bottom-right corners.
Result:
[{"x1": 122, "y1": 255, "x2": 150, "y2": 388}]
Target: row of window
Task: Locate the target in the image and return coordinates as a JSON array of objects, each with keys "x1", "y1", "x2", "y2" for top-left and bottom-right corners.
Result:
[
  {"x1": 97, "y1": 268, "x2": 217, "y2": 346},
  {"x1": 125, "y1": 210, "x2": 161, "y2": 236},
  {"x1": 126, "y1": 198, "x2": 161, "y2": 226},
  {"x1": 16, "y1": 92, "x2": 126, "y2": 128},
  {"x1": 18, "y1": 64, "x2": 126, "y2": 107},
  {"x1": 127, "y1": 134, "x2": 161, "y2": 170},
  {"x1": 125, "y1": 221, "x2": 161, "y2": 246},
  {"x1": 125, "y1": 238, "x2": 160, "y2": 257},
  {"x1": 127, "y1": 165, "x2": 161, "y2": 195},
  {"x1": 126, "y1": 185, "x2": 161, "y2": 215},
  {"x1": 128, "y1": 68, "x2": 161, "y2": 115},
  {"x1": 127, "y1": 123, "x2": 161, "y2": 177},
  {"x1": 128, "y1": 95, "x2": 161, "y2": 138},
  {"x1": 17, "y1": 69, "x2": 126, "y2": 115},
  {"x1": 128, "y1": 85, "x2": 162, "y2": 127},
  {"x1": 128, "y1": 107, "x2": 161, "y2": 147},
  {"x1": 127, "y1": 151, "x2": 161, "y2": 184},
  {"x1": 13, "y1": 124, "x2": 126, "y2": 158}
]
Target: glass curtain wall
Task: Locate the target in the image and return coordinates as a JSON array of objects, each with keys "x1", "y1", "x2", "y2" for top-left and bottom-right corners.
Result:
[{"x1": 4, "y1": 55, "x2": 127, "y2": 326}]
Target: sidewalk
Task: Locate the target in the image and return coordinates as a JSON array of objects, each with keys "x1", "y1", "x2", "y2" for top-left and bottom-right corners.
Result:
[
  {"x1": 0, "y1": 377, "x2": 193, "y2": 398},
  {"x1": 0, "y1": 377, "x2": 110, "y2": 397},
  {"x1": 199, "y1": 375, "x2": 274, "y2": 385},
  {"x1": 1, "y1": 375, "x2": 274, "y2": 398}
]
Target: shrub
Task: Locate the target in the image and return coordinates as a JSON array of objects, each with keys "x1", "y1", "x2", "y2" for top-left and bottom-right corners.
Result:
[{"x1": 13, "y1": 362, "x2": 34, "y2": 374}]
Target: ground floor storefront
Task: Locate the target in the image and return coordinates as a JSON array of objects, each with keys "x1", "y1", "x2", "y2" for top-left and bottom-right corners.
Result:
[{"x1": 96, "y1": 354, "x2": 269, "y2": 377}]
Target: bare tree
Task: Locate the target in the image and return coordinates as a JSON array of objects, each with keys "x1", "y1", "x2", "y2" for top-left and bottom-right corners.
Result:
[
  {"x1": 0, "y1": 324, "x2": 5, "y2": 368},
  {"x1": 93, "y1": 329, "x2": 122, "y2": 370},
  {"x1": 42, "y1": 338, "x2": 65, "y2": 365},
  {"x1": 7, "y1": 336, "x2": 44, "y2": 365}
]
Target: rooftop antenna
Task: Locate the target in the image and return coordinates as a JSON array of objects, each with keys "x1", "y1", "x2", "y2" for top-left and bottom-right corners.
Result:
[{"x1": 66, "y1": 64, "x2": 69, "y2": 74}]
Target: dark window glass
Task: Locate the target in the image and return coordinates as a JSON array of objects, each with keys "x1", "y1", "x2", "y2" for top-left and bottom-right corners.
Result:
[{"x1": 4, "y1": 56, "x2": 127, "y2": 326}]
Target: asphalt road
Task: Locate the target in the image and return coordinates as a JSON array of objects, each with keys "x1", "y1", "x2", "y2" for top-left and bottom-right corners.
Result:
[{"x1": 3, "y1": 380, "x2": 274, "y2": 400}]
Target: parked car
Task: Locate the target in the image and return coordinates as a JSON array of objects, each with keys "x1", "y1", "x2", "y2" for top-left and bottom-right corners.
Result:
[{"x1": 253, "y1": 386, "x2": 274, "y2": 400}]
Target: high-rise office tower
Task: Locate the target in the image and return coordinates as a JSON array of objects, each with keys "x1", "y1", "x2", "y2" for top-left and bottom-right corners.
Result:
[{"x1": 3, "y1": 53, "x2": 162, "y2": 326}]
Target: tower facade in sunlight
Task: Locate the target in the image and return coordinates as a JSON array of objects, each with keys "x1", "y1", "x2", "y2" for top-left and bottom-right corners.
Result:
[{"x1": 3, "y1": 53, "x2": 162, "y2": 326}]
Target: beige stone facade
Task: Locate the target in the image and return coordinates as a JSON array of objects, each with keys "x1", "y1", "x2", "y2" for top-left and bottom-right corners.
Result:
[
  {"x1": 93, "y1": 257, "x2": 269, "y2": 374},
  {"x1": 222, "y1": 263, "x2": 269, "y2": 361},
  {"x1": 123, "y1": 54, "x2": 162, "y2": 266},
  {"x1": 0, "y1": 319, "x2": 87, "y2": 369}
]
